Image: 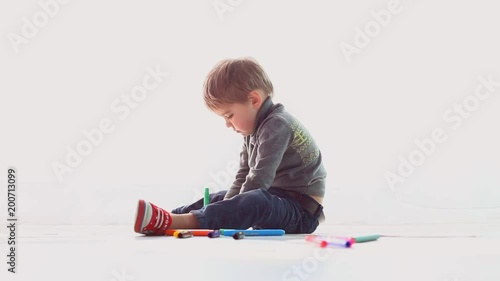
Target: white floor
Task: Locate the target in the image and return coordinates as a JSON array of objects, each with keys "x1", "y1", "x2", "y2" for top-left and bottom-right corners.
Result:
[{"x1": 2, "y1": 223, "x2": 500, "y2": 281}]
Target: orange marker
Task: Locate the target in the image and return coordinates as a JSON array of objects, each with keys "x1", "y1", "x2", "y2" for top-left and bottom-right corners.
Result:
[{"x1": 166, "y1": 229, "x2": 215, "y2": 236}]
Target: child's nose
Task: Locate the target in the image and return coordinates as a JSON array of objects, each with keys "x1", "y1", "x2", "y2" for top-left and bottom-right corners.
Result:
[{"x1": 225, "y1": 120, "x2": 232, "y2": 128}]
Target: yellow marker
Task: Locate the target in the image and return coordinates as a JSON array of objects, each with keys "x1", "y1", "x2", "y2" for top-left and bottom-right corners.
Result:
[{"x1": 173, "y1": 230, "x2": 193, "y2": 238}]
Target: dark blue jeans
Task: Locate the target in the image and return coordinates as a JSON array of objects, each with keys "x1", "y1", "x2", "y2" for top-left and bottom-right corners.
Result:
[{"x1": 171, "y1": 187, "x2": 321, "y2": 234}]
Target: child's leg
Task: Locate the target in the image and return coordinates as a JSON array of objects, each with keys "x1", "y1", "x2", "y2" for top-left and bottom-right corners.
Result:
[
  {"x1": 134, "y1": 190, "x2": 226, "y2": 235},
  {"x1": 169, "y1": 213, "x2": 200, "y2": 229},
  {"x1": 171, "y1": 190, "x2": 226, "y2": 214},
  {"x1": 191, "y1": 189, "x2": 318, "y2": 234},
  {"x1": 135, "y1": 189, "x2": 319, "y2": 235}
]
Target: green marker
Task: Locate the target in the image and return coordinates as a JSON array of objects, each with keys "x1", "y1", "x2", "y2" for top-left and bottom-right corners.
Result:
[
  {"x1": 204, "y1": 187, "x2": 210, "y2": 206},
  {"x1": 353, "y1": 234, "x2": 381, "y2": 243}
]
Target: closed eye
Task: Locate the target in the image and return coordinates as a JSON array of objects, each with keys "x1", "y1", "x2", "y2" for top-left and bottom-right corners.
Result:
[{"x1": 227, "y1": 114, "x2": 234, "y2": 119}]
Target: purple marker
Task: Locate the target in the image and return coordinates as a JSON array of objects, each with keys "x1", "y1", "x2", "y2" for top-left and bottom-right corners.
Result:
[{"x1": 208, "y1": 230, "x2": 220, "y2": 238}]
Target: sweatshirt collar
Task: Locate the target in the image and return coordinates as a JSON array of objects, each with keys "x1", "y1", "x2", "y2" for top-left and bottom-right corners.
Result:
[{"x1": 251, "y1": 96, "x2": 274, "y2": 136}]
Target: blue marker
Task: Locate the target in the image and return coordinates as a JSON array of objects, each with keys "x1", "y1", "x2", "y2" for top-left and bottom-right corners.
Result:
[{"x1": 220, "y1": 229, "x2": 285, "y2": 236}]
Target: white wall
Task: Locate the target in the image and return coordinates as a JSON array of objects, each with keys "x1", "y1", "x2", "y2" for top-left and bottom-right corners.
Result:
[{"x1": 1, "y1": 0, "x2": 499, "y2": 225}]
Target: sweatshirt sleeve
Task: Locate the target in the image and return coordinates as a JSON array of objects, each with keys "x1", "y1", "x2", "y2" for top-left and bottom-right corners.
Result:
[
  {"x1": 240, "y1": 117, "x2": 292, "y2": 193},
  {"x1": 224, "y1": 142, "x2": 249, "y2": 199}
]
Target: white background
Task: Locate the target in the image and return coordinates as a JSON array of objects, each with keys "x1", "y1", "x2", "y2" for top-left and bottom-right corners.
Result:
[{"x1": 0, "y1": 0, "x2": 499, "y2": 225}]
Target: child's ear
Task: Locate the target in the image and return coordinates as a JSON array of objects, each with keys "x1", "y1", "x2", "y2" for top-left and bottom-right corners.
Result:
[{"x1": 249, "y1": 90, "x2": 262, "y2": 108}]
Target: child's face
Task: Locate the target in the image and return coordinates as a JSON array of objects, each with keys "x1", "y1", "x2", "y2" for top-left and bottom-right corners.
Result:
[{"x1": 214, "y1": 99, "x2": 259, "y2": 137}]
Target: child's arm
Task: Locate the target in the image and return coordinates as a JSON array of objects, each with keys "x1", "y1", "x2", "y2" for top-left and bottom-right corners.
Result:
[{"x1": 224, "y1": 142, "x2": 249, "y2": 199}]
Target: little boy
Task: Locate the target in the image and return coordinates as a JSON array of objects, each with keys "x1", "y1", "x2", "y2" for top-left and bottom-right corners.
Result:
[{"x1": 134, "y1": 57, "x2": 327, "y2": 235}]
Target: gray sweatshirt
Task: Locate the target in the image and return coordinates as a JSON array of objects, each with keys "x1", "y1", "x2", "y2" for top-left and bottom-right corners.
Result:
[{"x1": 224, "y1": 97, "x2": 327, "y2": 199}]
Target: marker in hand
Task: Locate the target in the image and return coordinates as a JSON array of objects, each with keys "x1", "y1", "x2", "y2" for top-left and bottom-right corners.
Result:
[{"x1": 204, "y1": 187, "x2": 210, "y2": 207}]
